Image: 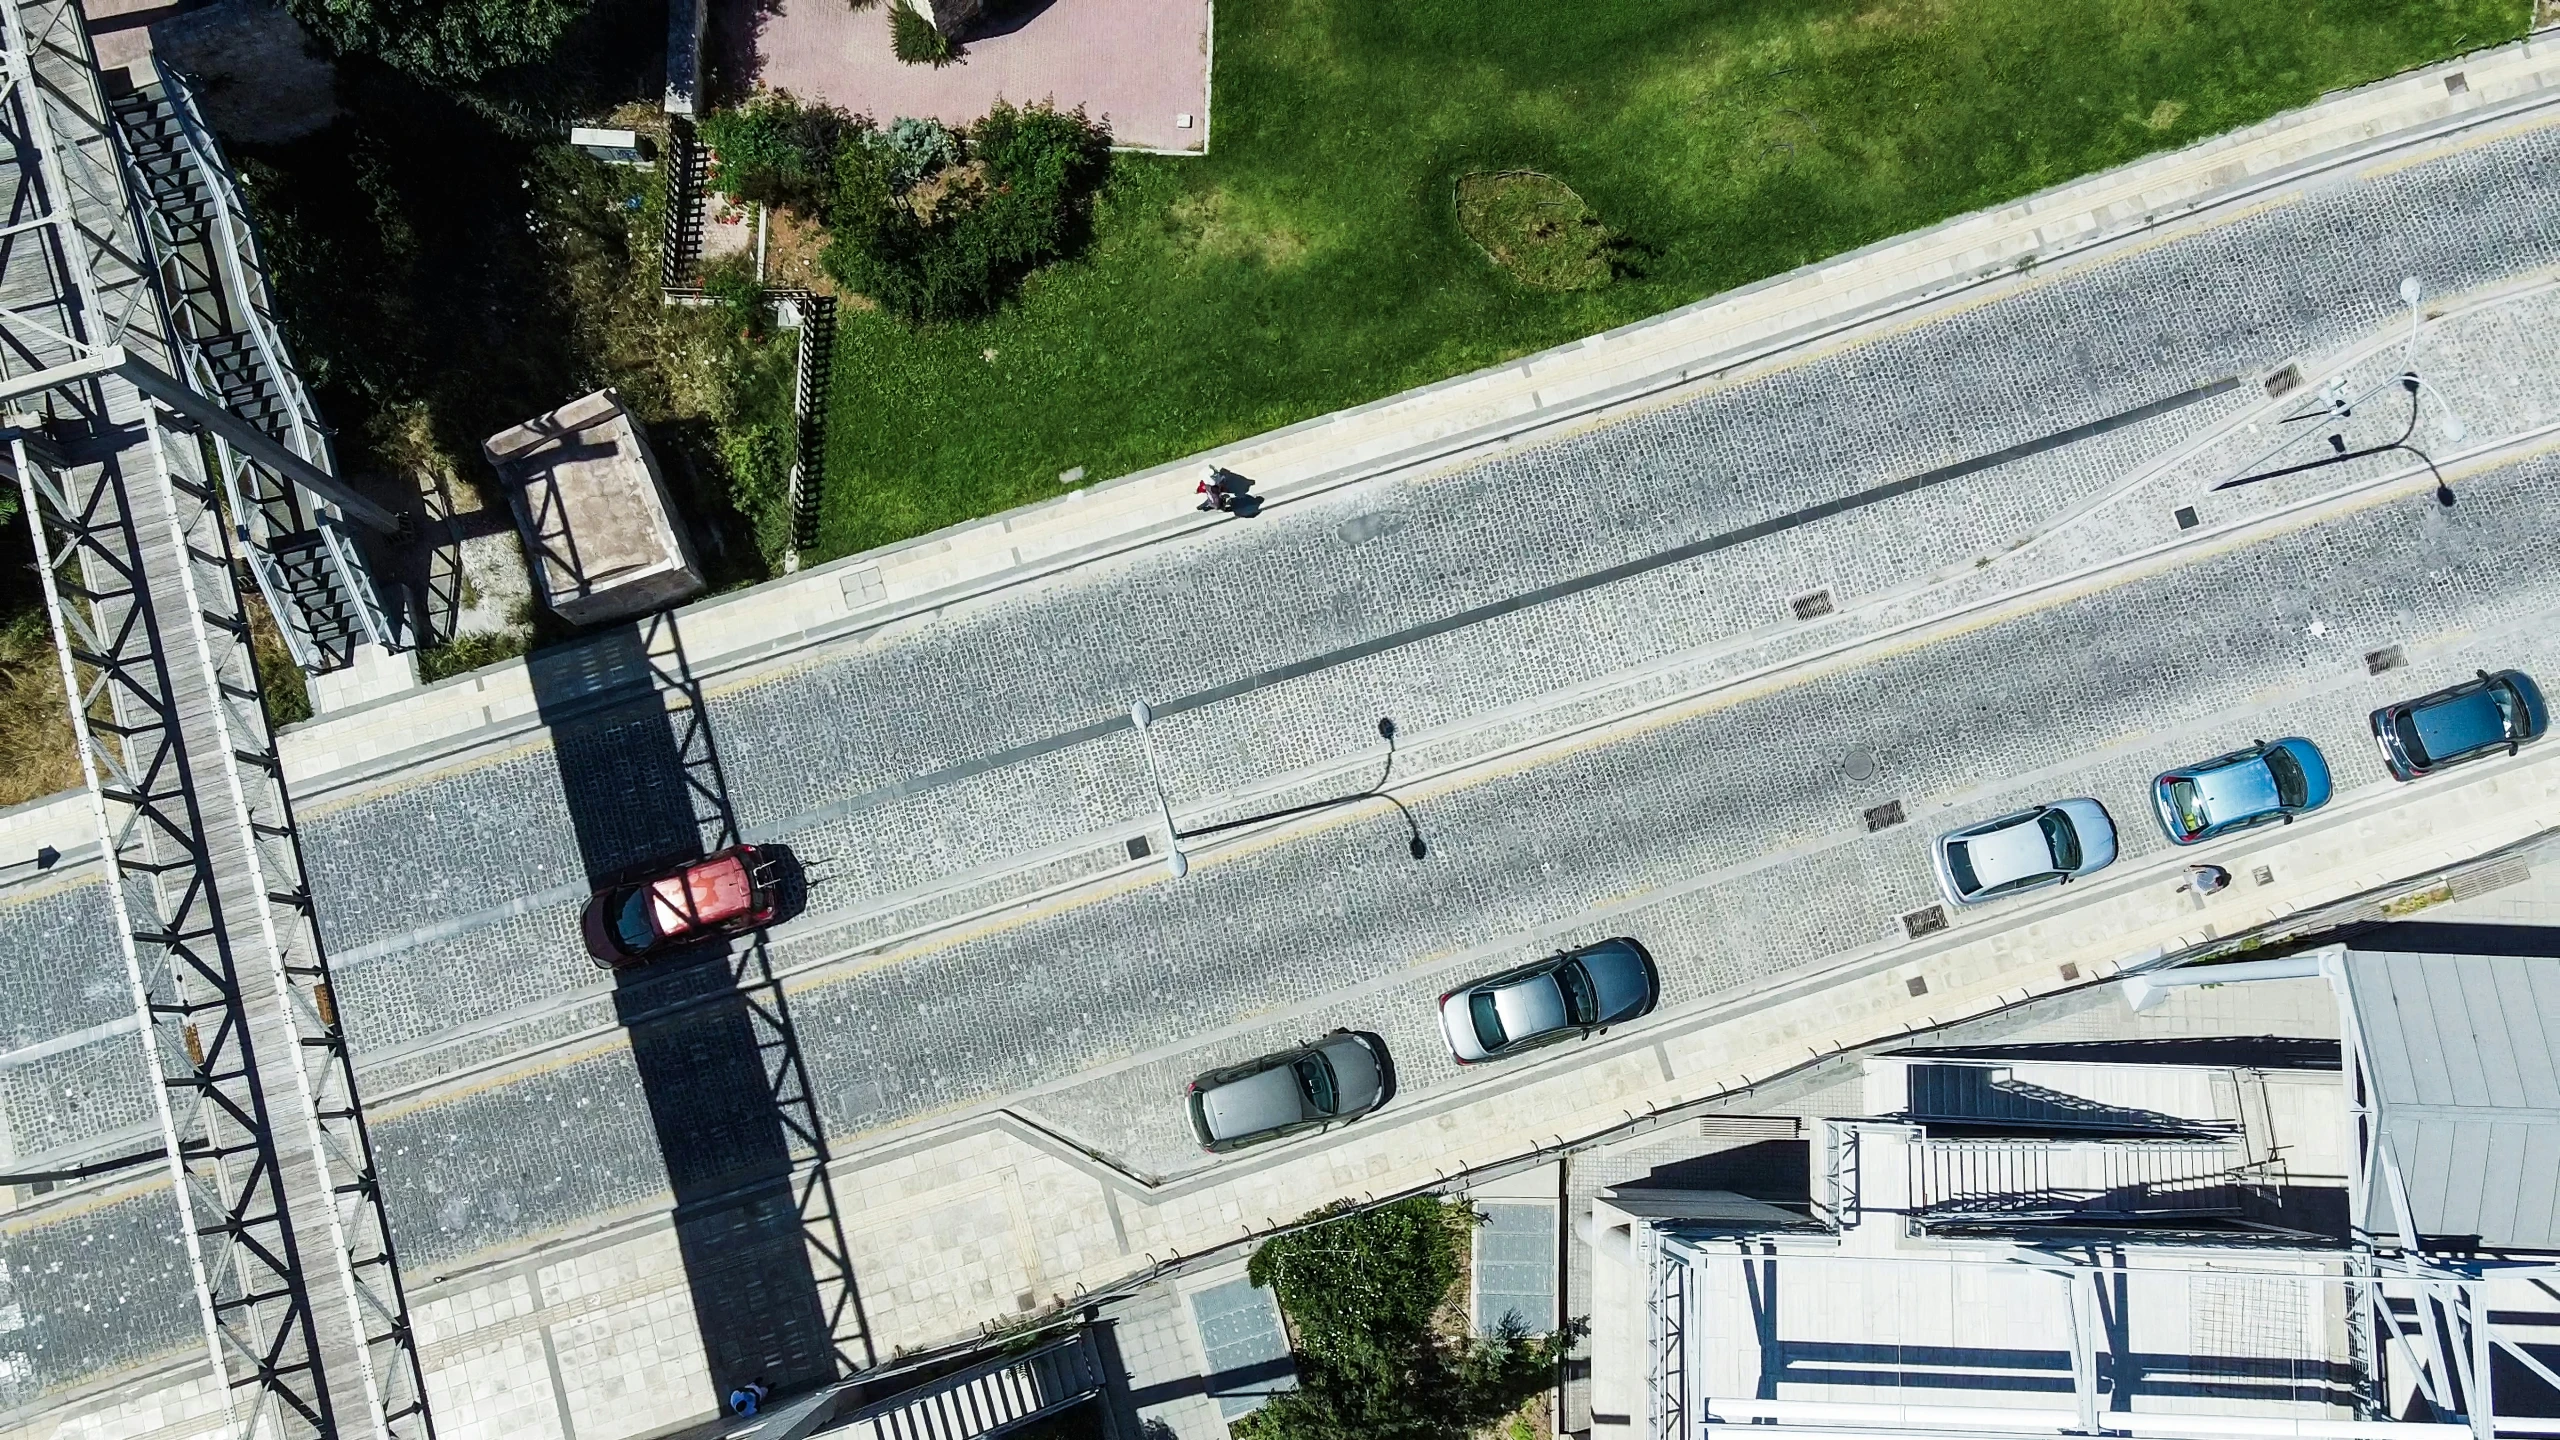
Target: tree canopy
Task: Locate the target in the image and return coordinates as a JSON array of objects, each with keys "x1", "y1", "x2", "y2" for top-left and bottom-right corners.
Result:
[
  {"x1": 288, "y1": 0, "x2": 593, "y2": 83},
  {"x1": 1241, "y1": 1198, "x2": 1573, "y2": 1440}
]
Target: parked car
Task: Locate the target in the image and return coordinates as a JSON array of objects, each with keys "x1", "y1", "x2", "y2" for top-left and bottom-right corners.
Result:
[
  {"x1": 1436, "y1": 938, "x2": 1659, "y2": 1064},
  {"x1": 1187, "y1": 1033, "x2": 1388, "y2": 1153},
  {"x1": 2371, "y1": 668, "x2": 2548, "y2": 781},
  {"x1": 2152, "y1": 738, "x2": 2333, "y2": 845},
  {"x1": 1932, "y1": 799, "x2": 2118, "y2": 906},
  {"x1": 579, "y1": 844, "x2": 779, "y2": 967}
]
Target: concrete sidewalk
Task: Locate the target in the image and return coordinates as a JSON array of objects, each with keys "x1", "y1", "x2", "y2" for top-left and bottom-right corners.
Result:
[{"x1": 276, "y1": 32, "x2": 2560, "y2": 800}]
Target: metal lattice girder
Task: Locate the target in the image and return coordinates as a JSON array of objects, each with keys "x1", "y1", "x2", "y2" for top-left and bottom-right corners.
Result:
[
  {"x1": 108, "y1": 67, "x2": 394, "y2": 670},
  {"x1": 1, "y1": 2, "x2": 432, "y2": 1435}
]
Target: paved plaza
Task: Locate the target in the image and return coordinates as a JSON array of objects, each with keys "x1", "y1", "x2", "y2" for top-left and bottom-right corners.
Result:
[
  {"x1": 724, "y1": 0, "x2": 1212, "y2": 153},
  {"x1": 10, "y1": 37, "x2": 2560, "y2": 1440}
]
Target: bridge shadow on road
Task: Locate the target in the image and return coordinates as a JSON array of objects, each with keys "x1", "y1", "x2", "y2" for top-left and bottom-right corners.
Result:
[{"x1": 527, "y1": 613, "x2": 872, "y2": 1407}]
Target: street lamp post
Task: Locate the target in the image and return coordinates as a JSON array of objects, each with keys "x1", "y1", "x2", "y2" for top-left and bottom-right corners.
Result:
[
  {"x1": 1127, "y1": 706, "x2": 1427, "y2": 880},
  {"x1": 1129, "y1": 701, "x2": 1189, "y2": 878}
]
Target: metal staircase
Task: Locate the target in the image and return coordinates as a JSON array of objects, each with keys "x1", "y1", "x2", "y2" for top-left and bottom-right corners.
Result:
[
  {"x1": 1914, "y1": 1134, "x2": 2250, "y2": 1222},
  {"x1": 106, "y1": 66, "x2": 395, "y2": 673},
  {"x1": 2, "y1": 6, "x2": 427, "y2": 1437},
  {"x1": 827, "y1": 1332, "x2": 1107, "y2": 1440}
]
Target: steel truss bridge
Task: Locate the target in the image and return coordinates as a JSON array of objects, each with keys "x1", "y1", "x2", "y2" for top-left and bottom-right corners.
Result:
[{"x1": 1, "y1": 3, "x2": 429, "y2": 1437}]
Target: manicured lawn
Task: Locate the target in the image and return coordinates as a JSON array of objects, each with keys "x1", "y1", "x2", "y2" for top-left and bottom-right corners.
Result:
[{"x1": 816, "y1": 0, "x2": 2526, "y2": 560}]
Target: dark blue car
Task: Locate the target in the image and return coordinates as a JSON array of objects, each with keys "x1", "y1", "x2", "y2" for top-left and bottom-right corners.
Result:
[
  {"x1": 2371, "y1": 669, "x2": 2548, "y2": 781},
  {"x1": 2153, "y1": 738, "x2": 2333, "y2": 845}
]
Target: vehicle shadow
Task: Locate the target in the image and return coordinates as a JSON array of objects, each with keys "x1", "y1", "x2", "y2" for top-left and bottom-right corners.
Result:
[{"x1": 526, "y1": 612, "x2": 872, "y2": 1407}]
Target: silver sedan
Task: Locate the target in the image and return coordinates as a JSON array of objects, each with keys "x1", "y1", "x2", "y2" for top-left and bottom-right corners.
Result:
[
  {"x1": 1437, "y1": 938, "x2": 1659, "y2": 1064},
  {"x1": 1931, "y1": 798, "x2": 2118, "y2": 907}
]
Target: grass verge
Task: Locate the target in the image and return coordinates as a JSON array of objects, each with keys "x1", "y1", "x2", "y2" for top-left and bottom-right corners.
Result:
[{"x1": 817, "y1": 0, "x2": 2526, "y2": 559}]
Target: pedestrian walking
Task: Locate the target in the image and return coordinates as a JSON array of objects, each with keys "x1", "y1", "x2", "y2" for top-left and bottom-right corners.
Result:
[
  {"x1": 728, "y1": 1379, "x2": 769, "y2": 1417},
  {"x1": 1195, "y1": 464, "x2": 1258, "y2": 515},
  {"x1": 2186, "y1": 863, "x2": 2231, "y2": 895}
]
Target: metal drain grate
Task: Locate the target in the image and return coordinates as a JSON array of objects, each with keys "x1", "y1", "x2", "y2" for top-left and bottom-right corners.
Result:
[
  {"x1": 1864, "y1": 800, "x2": 1906, "y2": 832},
  {"x1": 2263, "y1": 362, "x2": 2304, "y2": 399},
  {"x1": 1902, "y1": 905, "x2": 1947, "y2": 939},
  {"x1": 2366, "y1": 644, "x2": 2407, "y2": 675},
  {"x1": 1791, "y1": 588, "x2": 1836, "y2": 620},
  {"x1": 2174, "y1": 505, "x2": 2200, "y2": 530},
  {"x1": 1905, "y1": 975, "x2": 1930, "y2": 996},
  {"x1": 2252, "y1": 865, "x2": 2275, "y2": 887},
  {"x1": 2445, "y1": 71, "x2": 2469, "y2": 95},
  {"x1": 2058, "y1": 963, "x2": 2080, "y2": 982}
]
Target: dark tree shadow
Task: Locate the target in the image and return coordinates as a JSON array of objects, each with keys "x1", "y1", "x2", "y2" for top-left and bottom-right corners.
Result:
[{"x1": 527, "y1": 612, "x2": 872, "y2": 1408}]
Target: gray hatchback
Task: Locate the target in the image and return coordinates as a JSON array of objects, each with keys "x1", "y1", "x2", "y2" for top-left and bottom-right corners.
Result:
[{"x1": 1186, "y1": 1032, "x2": 1389, "y2": 1153}]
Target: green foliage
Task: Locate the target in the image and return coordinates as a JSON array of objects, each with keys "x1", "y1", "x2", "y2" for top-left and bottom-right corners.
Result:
[
  {"x1": 1249, "y1": 1198, "x2": 1466, "y2": 1379},
  {"x1": 872, "y1": 116, "x2": 964, "y2": 191},
  {"x1": 823, "y1": 100, "x2": 1112, "y2": 322},
  {"x1": 714, "y1": 332, "x2": 805, "y2": 571},
  {"x1": 287, "y1": 0, "x2": 592, "y2": 83},
  {"x1": 812, "y1": 0, "x2": 2526, "y2": 562},
  {"x1": 1456, "y1": 172, "x2": 1620, "y2": 291},
  {"x1": 889, "y1": 1, "x2": 956, "y2": 67},
  {"x1": 703, "y1": 94, "x2": 865, "y2": 214},
  {"x1": 700, "y1": 256, "x2": 771, "y2": 341},
  {"x1": 1239, "y1": 1198, "x2": 1573, "y2": 1440},
  {"x1": 417, "y1": 629, "x2": 532, "y2": 683}
]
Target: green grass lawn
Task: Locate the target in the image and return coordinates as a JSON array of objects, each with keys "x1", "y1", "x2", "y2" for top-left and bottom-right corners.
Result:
[{"x1": 816, "y1": 0, "x2": 2526, "y2": 560}]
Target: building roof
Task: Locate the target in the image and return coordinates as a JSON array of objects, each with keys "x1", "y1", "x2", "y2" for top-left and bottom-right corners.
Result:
[{"x1": 2340, "y1": 949, "x2": 2560, "y2": 1250}]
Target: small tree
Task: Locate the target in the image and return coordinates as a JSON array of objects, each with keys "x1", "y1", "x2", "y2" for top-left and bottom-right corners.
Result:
[
  {"x1": 1240, "y1": 1198, "x2": 1576, "y2": 1440},
  {"x1": 888, "y1": 1, "x2": 956, "y2": 66}
]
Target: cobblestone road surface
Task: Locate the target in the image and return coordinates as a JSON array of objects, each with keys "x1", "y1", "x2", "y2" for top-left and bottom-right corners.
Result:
[{"x1": 6, "y1": 114, "x2": 2560, "y2": 1406}]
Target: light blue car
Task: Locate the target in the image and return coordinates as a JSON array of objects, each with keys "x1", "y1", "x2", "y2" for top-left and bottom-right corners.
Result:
[{"x1": 2153, "y1": 737, "x2": 2333, "y2": 845}]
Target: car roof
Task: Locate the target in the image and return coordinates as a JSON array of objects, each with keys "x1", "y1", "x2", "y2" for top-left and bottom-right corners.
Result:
[
  {"x1": 1199, "y1": 1057, "x2": 1310, "y2": 1140},
  {"x1": 1951, "y1": 813, "x2": 2053, "y2": 889},
  {"x1": 647, "y1": 853, "x2": 754, "y2": 936},
  {"x1": 1491, "y1": 975, "x2": 1569, "y2": 1042},
  {"x1": 2410, "y1": 687, "x2": 2508, "y2": 764},
  {"x1": 2190, "y1": 753, "x2": 2277, "y2": 822}
]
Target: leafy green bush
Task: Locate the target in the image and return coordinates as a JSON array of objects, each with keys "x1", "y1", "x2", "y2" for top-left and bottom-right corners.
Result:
[
  {"x1": 823, "y1": 100, "x2": 1112, "y2": 322},
  {"x1": 699, "y1": 255, "x2": 770, "y2": 341},
  {"x1": 888, "y1": 1, "x2": 956, "y2": 67},
  {"x1": 702, "y1": 94, "x2": 866, "y2": 214},
  {"x1": 1242, "y1": 1197, "x2": 1573, "y2": 1440},
  {"x1": 288, "y1": 0, "x2": 592, "y2": 83},
  {"x1": 873, "y1": 116, "x2": 964, "y2": 190}
]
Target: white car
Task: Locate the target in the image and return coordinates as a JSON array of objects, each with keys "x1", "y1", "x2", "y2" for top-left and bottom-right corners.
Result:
[{"x1": 1931, "y1": 799, "x2": 2117, "y2": 907}]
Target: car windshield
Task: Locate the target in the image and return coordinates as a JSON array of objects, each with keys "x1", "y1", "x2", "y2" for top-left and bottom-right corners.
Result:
[
  {"x1": 612, "y1": 889, "x2": 657, "y2": 951},
  {"x1": 2037, "y1": 810, "x2": 2081, "y2": 871},
  {"x1": 2164, "y1": 778, "x2": 2208, "y2": 836},
  {"x1": 1293, "y1": 1055, "x2": 1336, "y2": 1115},
  {"x1": 1945, "y1": 842, "x2": 1981, "y2": 896},
  {"x1": 1556, "y1": 962, "x2": 1597, "y2": 1026},
  {"x1": 2263, "y1": 747, "x2": 2308, "y2": 808},
  {"x1": 2394, "y1": 711, "x2": 2430, "y2": 765},
  {"x1": 1470, "y1": 991, "x2": 1507, "y2": 1050}
]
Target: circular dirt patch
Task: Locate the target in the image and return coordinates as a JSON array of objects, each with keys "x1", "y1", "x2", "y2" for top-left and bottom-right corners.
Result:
[{"x1": 1455, "y1": 171, "x2": 1616, "y2": 292}]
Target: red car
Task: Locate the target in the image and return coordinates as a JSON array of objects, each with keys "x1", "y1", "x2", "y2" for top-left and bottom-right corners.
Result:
[{"x1": 579, "y1": 845, "x2": 778, "y2": 968}]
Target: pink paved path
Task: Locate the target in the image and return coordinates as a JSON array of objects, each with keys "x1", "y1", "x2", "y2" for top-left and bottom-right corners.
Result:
[{"x1": 728, "y1": 0, "x2": 1211, "y2": 152}]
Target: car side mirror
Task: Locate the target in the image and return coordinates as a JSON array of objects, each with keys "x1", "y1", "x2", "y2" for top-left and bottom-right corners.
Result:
[{"x1": 2481, "y1": 669, "x2": 2495, "y2": 682}]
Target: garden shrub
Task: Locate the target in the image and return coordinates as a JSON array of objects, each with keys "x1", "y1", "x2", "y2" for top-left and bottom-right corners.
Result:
[
  {"x1": 699, "y1": 255, "x2": 770, "y2": 341},
  {"x1": 702, "y1": 94, "x2": 865, "y2": 214},
  {"x1": 1241, "y1": 1197, "x2": 1573, "y2": 1440},
  {"x1": 888, "y1": 1, "x2": 955, "y2": 66},
  {"x1": 822, "y1": 100, "x2": 1112, "y2": 322},
  {"x1": 872, "y1": 116, "x2": 964, "y2": 190}
]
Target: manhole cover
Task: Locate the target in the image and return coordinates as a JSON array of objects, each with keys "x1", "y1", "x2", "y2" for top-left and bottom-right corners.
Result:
[
  {"x1": 2173, "y1": 505, "x2": 2200, "y2": 530},
  {"x1": 1842, "y1": 747, "x2": 1878, "y2": 782}
]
